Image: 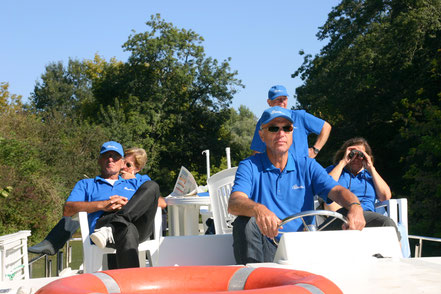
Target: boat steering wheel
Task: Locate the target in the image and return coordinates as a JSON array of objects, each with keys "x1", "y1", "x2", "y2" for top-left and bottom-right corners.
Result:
[{"x1": 272, "y1": 210, "x2": 348, "y2": 245}]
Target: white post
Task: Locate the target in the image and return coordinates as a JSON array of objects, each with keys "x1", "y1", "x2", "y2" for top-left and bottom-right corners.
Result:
[
  {"x1": 202, "y1": 149, "x2": 210, "y2": 179},
  {"x1": 226, "y1": 147, "x2": 231, "y2": 169}
]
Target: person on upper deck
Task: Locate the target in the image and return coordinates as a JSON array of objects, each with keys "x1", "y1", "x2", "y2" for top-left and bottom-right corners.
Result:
[
  {"x1": 250, "y1": 85, "x2": 332, "y2": 158},
  {"x1": 323, "y1": 137, "x2": 399, "y2": 236},
  {"x1": 228, "y1": 106, "x2": 366, "y2": 264}
]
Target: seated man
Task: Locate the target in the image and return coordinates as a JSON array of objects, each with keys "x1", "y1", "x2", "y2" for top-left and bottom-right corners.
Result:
[
  {"x1": 228, "y1": 106, "x2": 366, "y2": 264},
  {"x1": 63, "y1": 141, "x2": 159, "y2": 269},
  {"x1": 28, "y1": 145, "x2": 166, "y2": 257}
]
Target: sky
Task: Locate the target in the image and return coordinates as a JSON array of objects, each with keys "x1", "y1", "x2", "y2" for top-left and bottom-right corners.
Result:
[{"x1": 1, "y1": 0, "x2": 340, "y2": 117}]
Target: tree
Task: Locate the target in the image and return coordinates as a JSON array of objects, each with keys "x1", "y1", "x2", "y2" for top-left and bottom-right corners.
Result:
[
  {"x1": 27, "y1": 14, "x2": 245, "y2": 195},
  {"x1": 395, "y1": 49, "x2": 441, "y2": 236},
  {"x1": 221, "y1": 105, "x2": 256, "y2": 163},
  {"x1": 91, "y1": 14, "x2": 244, "y2": 192},
  {"x1": 30, "y1": 59, "x2": 94, "y2": 118},
  {"x1": 0, "y1": 106, "x2": 109, "y2": 242},
  {"x1": 0, "y1": 82, "x2": 22, "y2": 113},
  {"x1": 293, "y1": 0, "x2": 441, "y2": 235}
]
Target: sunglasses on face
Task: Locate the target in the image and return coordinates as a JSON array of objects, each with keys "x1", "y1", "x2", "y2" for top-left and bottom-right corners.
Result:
[
  {"x1": 261, "y1": 125, "x2": 294, "y2": 133},
  {"x1": 125, "y1": 162, "x2": 133, "y2": 168},
  {"x1": 101, "y1": 152, "x2": 122, "y2": 161}
]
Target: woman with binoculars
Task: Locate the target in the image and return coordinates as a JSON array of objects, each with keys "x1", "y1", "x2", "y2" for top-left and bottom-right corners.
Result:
[
  {"x1": 325, "y1": 137, "x2": 392, "y2": 212},
  {"x1": 322, "y1": 137, "x2": 400, "y2": 238}
]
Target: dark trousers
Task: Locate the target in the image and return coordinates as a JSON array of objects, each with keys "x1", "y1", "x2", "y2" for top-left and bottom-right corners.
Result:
[
  {"x1": 232, "y1": 209, "x2": 400, "y2": 265},
  {"x1": 320, "y1": 208, "x2": 401, "y2": 240},
  {"x1": 95, "y1": 181, "x2": 159, "y2": 269},
  {"x1": 232, "y1": 216, "x2": 277, "y2": 264},
  {"x1": 45, "y1": 216, "x2": 80, "y2": 252}
]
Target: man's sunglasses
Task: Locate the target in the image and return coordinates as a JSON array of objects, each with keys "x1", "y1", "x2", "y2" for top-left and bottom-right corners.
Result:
[{"x1": 261, "y1": 125, "x2": 294, "y2": 133}]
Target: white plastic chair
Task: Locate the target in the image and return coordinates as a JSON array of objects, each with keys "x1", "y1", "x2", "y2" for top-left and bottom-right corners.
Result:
[
  {"x1": 375, "y1": 198, "x2": 410, "y2": 257},
  {"x1": 79, "y1": 206, "x2": 162, "y2": 273},
  {"x1": 208, "y1": 167, "x2": 238, "y2": 234},
  {"x1": 375, "y1": 198, "x2": 408, "y2": 232}
]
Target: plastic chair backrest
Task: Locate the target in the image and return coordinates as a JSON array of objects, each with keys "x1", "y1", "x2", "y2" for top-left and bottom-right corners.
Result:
[
  {"x1": 208, "y1": 167, "x2": 238, "y2": 235},
  {"x1": 375, "y1": 198, "x2": 408, "y2": 234},
  {"x1": 375, "y1": 198, "x2": 410, "y2": 257}
]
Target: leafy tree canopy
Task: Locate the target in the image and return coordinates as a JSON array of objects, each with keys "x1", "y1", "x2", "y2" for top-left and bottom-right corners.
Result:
[{"x1": 293, "y1": 0, "x2": 441, "y2": 236}]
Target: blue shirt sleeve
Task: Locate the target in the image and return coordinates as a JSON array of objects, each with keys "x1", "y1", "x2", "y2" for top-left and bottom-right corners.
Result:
[
  {"x1": 66, "y1": 180, "x2": 88, "y2": 202},
  {"x1": 250, "y1": 118, "x2": 266, "y2": 153},
  {"x1": 325, "y1": 165, "x2": 335, "y2": 173},
  {"x1": 308, "y1": 160, "x2": 339, "y2": 202},
  {"x1": 135, "y1": 173, "x2": 152, "y2": 185},
  {"x1": 323, "y1": 165, "x2": 339, "y2": 204},
  {"x1": 303, "y1": 111, "x2": 325, "y2": 135},
  {"x1": 231, "y1": 158, "x2": 253, "y2": 197}
]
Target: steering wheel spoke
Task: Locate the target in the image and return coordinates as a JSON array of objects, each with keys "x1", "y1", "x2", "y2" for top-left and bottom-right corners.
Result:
[{"x1": 272, "y1": 210, "x2": 348, "y2": 245}]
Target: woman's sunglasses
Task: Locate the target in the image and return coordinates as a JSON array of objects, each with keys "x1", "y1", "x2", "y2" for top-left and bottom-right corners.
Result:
[
  {"x1": 125, "y1": 162, "x2": 132, "y2": 168},
  {"x1": 261, "y1": 125, "x2": 294, "y2": 133}
]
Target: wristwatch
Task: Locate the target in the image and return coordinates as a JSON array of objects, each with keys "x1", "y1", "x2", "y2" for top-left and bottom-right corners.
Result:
[{"x1": 312, "y1": 146, "x2": 320, "y2": 155}]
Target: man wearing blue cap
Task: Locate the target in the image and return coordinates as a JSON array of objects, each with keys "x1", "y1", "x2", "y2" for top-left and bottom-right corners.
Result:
[
  {"x1": 229, "y1": 107, "x2": 365, "y2": 264},
  {"x1": 62, "y1": 141, "x2": 159, "y2": 268},
  {"x1": 250, "y1": 85, "x2": 332, "y2": 158}
]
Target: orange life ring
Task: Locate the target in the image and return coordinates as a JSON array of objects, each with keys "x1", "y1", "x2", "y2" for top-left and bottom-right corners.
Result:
[{"x1": 36, "y1": 266, "x2": 342, "y2": 294}]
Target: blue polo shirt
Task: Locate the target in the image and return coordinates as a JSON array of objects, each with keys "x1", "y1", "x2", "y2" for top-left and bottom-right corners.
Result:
[
  {"x1": 325, "y1": 166, "x2": 376, "y2": 211},
  {"x1": 250, "y1": 109, "x2": 325, "y2": 157},
  {"x1": 66, "y1": 175, "x2": 146, "y2": 233},
  {"x1": 232, "y1": 153, "x2": 338, "y2": 235},
  {"x1": 136, "y1": 173, "x2": 151, "y2": 183}
]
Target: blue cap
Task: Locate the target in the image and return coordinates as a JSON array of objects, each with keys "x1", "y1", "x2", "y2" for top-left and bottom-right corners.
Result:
[
  {"x1": 268, "y1": 85, "x2": 289, "y2": 100},
  {"x1": 260, "y1": 106, "x2": 293, "y2": 126},
  {"x1": 100, "y1": 141, "x2": 124, "y2": 157}
]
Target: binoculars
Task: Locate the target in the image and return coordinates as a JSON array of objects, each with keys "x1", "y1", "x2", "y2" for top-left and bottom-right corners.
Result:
[{"x1": 349, "y1": 150, "x2": 365, "y2": 159}]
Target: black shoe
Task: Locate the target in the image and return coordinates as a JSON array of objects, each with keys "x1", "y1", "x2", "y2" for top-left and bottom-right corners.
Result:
[{"x1": 28, "y1": 240, "x2": 56, "y2": 255}]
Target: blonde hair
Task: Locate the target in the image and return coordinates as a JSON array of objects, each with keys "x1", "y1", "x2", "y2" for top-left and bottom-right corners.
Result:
[{"x1": 124, "y1": 147, "x2": 147, "y2": 170}]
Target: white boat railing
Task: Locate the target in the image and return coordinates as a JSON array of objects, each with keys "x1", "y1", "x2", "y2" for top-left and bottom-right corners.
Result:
[{"x1": 409, "y1": 235, "x2": 441, "y2": 258}]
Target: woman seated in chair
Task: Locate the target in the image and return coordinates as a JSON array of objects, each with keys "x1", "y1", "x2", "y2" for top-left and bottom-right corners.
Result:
[
  {"x1": 122, "y1": 147, "x2": 167, "y2": 209},
  {"x1": 324, "y1": 137, "x2": 400, "y2": 238}
]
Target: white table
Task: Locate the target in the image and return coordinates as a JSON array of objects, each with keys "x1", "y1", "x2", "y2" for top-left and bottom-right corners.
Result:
[{"x1": 165, "y1": 196, "x2": 211, "y2": 236}]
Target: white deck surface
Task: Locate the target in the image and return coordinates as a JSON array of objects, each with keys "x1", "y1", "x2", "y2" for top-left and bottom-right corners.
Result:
[
  {"x1": 1, "y1": 276, "x2": 59, "y2": 294},
  {"x1": 251, "y1": 257, "x2": 441, "y2": 294}
]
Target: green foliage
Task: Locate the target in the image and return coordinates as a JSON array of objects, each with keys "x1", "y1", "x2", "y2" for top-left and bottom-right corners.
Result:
[
  {"x1": 400, "y1": 98, "x2": 441, "y2": 236},
  {"x1": 89, "y1": 14, "x2": 244, "y2": 192},
  {"x1": 0, "y1": 165, "x2": 64, "y2": 242},
  {"x1": 29, "y1": 14, "x2": 244, "y2": 193},
  {"x1": 221, "y1": 105, "x2": 256, "y2": 163},
  {"x1": 293, "y1": 0, "x2": 441, "y2": 235},
  {"x1": 0, "y1": 82, "x2": 23, "y2": 113},
  {"x1": 0, "y1": 109, "x2": 109, "y2": 243},
  {"x1": 395, "y1": 50, "x2": 441, "y2": 236},
  {"x1": 2, "y1": 14, "x2": 250, "y2": 241},
  {"x1": 30, "y1": 59, "x2": 94, "y2": 118}
]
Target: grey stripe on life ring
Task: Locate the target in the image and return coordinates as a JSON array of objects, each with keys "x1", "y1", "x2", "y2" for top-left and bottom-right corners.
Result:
[
  {"x1": 228, "y1": 267, "x2": 256, "y2": 291},
  {"x1": 295, "y1": 283, "x2": 325, "y2": 294},
  {"x1": 92, "y1": 272, "x2": 121, "y2": 293}
]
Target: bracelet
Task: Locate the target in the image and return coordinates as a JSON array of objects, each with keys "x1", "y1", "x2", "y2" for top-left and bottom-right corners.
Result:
[{"x1": 349, "y1": 202, "x2": 361, "y2": 207}]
